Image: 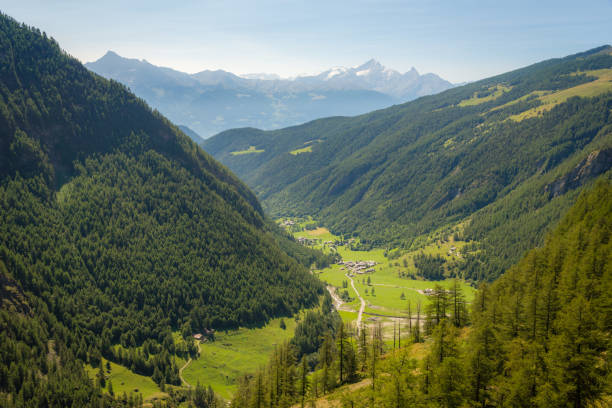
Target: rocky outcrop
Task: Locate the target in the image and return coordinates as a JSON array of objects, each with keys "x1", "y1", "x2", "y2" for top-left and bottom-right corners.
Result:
[
  {"x1": 546, "y1": 148, "x2": 612, "y2": 198},
  {"x1": 0, "y1": 266, "x2": 31, "y2": 316}
]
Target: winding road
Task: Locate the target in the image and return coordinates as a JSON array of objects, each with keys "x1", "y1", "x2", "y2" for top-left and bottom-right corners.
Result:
[
  {"x1": 346, "y1": 274, "x2": 366, "y2": 333},
  {"x1": 179, "y1": 342, "x2": 201, "y2": 388}
]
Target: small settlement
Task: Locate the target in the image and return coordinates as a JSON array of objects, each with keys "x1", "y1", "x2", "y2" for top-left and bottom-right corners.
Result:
[
  {"x1": 338, "y1": 260, "x2": 377, "y2": 276},
  {"x1": 280, "y1": 220, "x2": 295, "y2": 227},
  {"x1": 297, "y1": 237, "x2": 319, "y2": 246},
  {"x1": 192, "y1": 328, "x2": 215, "y2": 343},
  {"x1": 448, "y1": 245, "x2": 462, "y2": 258}
]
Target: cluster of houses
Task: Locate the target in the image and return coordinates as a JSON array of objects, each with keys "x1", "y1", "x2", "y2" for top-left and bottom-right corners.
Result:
[
  {"x1": 422, "y1": 288, "x2": 452, "y2": 296},
  {"x1": 339, "y1": 260, "x2": 377, "y2": 275},
  {"x1": 297, "y1": 237, "x2": 319, "y2": 246},
  {"x1": 192, "y1": 328, "x2": 215, "y2": 343},
  {"x1": 280, "y1": 220, "x2": 296, "y2": 227},
  {"x1": 329, "y1": 238, "x2": 355, "y2": 246},
  {"x1": 448, "y1": 246, "x2": 462, "y2": 258}
]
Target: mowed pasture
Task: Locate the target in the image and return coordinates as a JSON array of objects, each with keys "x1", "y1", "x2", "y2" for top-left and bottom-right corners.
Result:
[
  {"x1": 182, "y1": 316, "x2": 297, "y2": 399},
  {"x1": 229, "y1": 145, "x2": 264, "y2": 155},
  {"x1": 86, "y1": 358, "x2": 166, "y2": 404},
  {"x1": 458, "y1": 84, "x2": 512, "y2": 107},
  {"x1": 289, "y1": 145, "x2": 313, "y2": 155}
]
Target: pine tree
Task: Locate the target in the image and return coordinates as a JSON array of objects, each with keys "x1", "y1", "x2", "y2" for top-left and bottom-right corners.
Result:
[
  {"x1": 337, "y1": 322, "x2": 345, "y2": 383},
  {"x1": 358, "y1": 322, "x2": 369, "y2": 372},
  {"x1": 449, "y1": 280, "x2": 468, "y2": 328},
  {"x1": 414, "y1": 301, "x2": 422, "y2": 343},
  {"x1": 299, "y1": 356, "x2": 309, "y2": 408},
  {"x1": 252, "y1": 371, "x2": 264, "y2": 408},
  {"x1": 97, "y1": 366, "x2": 106, "y2": 388},
  {"x1": 107, "y1": 379, "x2": 114, "y2": 396},
  {"x1": 425, "y1": 285, "x2": 448, "y2": 334}
]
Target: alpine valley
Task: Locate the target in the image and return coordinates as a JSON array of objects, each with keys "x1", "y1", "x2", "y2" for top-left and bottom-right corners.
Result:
[{"x1": 0, "y1": 10, "x2": 610, "y2": 408}]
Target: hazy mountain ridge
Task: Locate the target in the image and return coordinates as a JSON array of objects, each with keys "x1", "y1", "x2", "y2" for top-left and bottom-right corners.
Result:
[{"x1": 85, "y1": 51, "x2": 453, "y2": 138}]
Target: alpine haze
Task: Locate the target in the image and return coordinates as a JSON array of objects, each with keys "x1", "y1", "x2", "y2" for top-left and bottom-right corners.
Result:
[{"x1": 85, "y1": 51, "x2": 453, "y2": 139}]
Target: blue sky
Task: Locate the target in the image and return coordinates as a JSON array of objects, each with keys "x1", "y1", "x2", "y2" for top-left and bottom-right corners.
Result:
[{"x1": 2, "y1": 0, "x2": 611, "y2": 82}]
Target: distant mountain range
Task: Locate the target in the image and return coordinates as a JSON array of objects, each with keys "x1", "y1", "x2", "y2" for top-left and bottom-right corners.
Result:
[{"x1": 85, "y1": 51, "x2": 453, "y2": 139}]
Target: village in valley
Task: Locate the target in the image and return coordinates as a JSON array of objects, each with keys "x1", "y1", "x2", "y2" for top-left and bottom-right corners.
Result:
[
  {"x1": 338, "y1": 260, "x2": 377, "y2": 275},
  {"x1": 278, "y1": 217, "x2": 477, "y2": 337}
]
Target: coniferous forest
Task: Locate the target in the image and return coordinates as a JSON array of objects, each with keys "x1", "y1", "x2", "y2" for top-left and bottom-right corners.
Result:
[{"x1": 0, "y1": 9, "x2": 610, "y2": 408}]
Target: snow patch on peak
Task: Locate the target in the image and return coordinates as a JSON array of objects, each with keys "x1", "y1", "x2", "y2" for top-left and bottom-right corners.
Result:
[
  {"x1": 356, "y1": 68, "x2": 371, "y2": 77},
  {"x1": 326, "y1": 67, "x2": 347, "y2": 79}
]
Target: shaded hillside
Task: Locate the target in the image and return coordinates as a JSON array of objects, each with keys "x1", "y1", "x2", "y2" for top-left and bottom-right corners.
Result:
[
  {"x1": 204, "y1": 46, "x2": 612, "y2": 279},
  {"x1": 0, "y1": 13, "x2": 325, "y2": 405}
]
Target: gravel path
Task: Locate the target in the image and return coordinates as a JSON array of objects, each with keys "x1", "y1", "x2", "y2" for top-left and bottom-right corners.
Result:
[{"x1": 346, "y1": 274, "x2": 366, "y2": 333}]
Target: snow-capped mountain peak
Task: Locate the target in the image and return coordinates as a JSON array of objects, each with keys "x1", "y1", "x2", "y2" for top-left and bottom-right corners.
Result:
[{"x1": 355, "y1": 58, "x2": 383, "y2": 71}]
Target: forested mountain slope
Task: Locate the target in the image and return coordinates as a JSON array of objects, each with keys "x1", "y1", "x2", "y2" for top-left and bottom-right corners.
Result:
[
  {"x1": 0, "y1": 14, "x2": 324, "y2": 406},
  {"x1": 204, "y1": 46, "x2": 612, "y2": 280},
  {"x1": 457, "y1": 178, "x2": 612, "y2": 408}
]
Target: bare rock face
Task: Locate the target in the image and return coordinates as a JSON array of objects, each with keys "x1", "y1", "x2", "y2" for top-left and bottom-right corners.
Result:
[
  {"x1": 546, "y1": 148, "x2": 612, "y2": 198},
  {"x1": 0, "y1": 264, "x2": 31, "y2": 316}
]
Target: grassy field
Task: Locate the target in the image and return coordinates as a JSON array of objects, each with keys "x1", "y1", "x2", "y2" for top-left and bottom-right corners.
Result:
[
  {"x1": 509, "y1": 68, "x2": 612, "y2": 121},
  {"x1": 458, "y1": 84, "x2": 512, "y2": 107},
  {"x1": 487, "y1": 90, "x2": 551, "y2": 114},
  {"x1": 86, "y1": 358, "x2": 167, "y2": 404},
  {"x1": 290, "y1": 145, "x2": 313, "y2": 155},
  {"x1": 182, "y1": 316, "x2": 298, "y2": 399},
  {"x1": 230, "y1": 145, "x2": 264, "y2": 155}
]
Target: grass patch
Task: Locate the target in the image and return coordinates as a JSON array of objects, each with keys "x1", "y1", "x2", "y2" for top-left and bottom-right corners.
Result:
[
  {"x1": 458, "y1": 84, "x2": 511, "y2": 107},
  {"x1": 338, "y1": 310, "x2": 359, "y2": 323},
  {"x1": 487, "y1": 90, "x2": 551, "y2": 114},
  {"x1": 294, "y1": 228, "x2": 337, "y2": 242},
  {"x1": 182, "y1": 317, "x2": 297, "y2": 399},
  {"x1": 85, "y1": 358, "x2": 166, "y2": 403},
  {"x1": 230, "y1": 145, "x2": 264, "y2": 155},
  {"x1": 290, "y1": 145, "x2": 313, "y2": 155}
]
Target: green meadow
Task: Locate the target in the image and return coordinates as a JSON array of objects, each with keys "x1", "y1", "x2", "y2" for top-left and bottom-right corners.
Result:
[
  {"x1": 458, "y1": 84, "x2": 512, "y2": 107},
  {"x1": 289, "y1": 145, "x2": 313, "y2": 155},
  {"x1": 230, "y1": 145, "x2": 264, "y2": 155},
  {"x1": 86, "y1": 358, "x2": 167, "y2": 404},
  {"x1": 182, "y1": 316, "x2": 297, "y2": 399}
]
